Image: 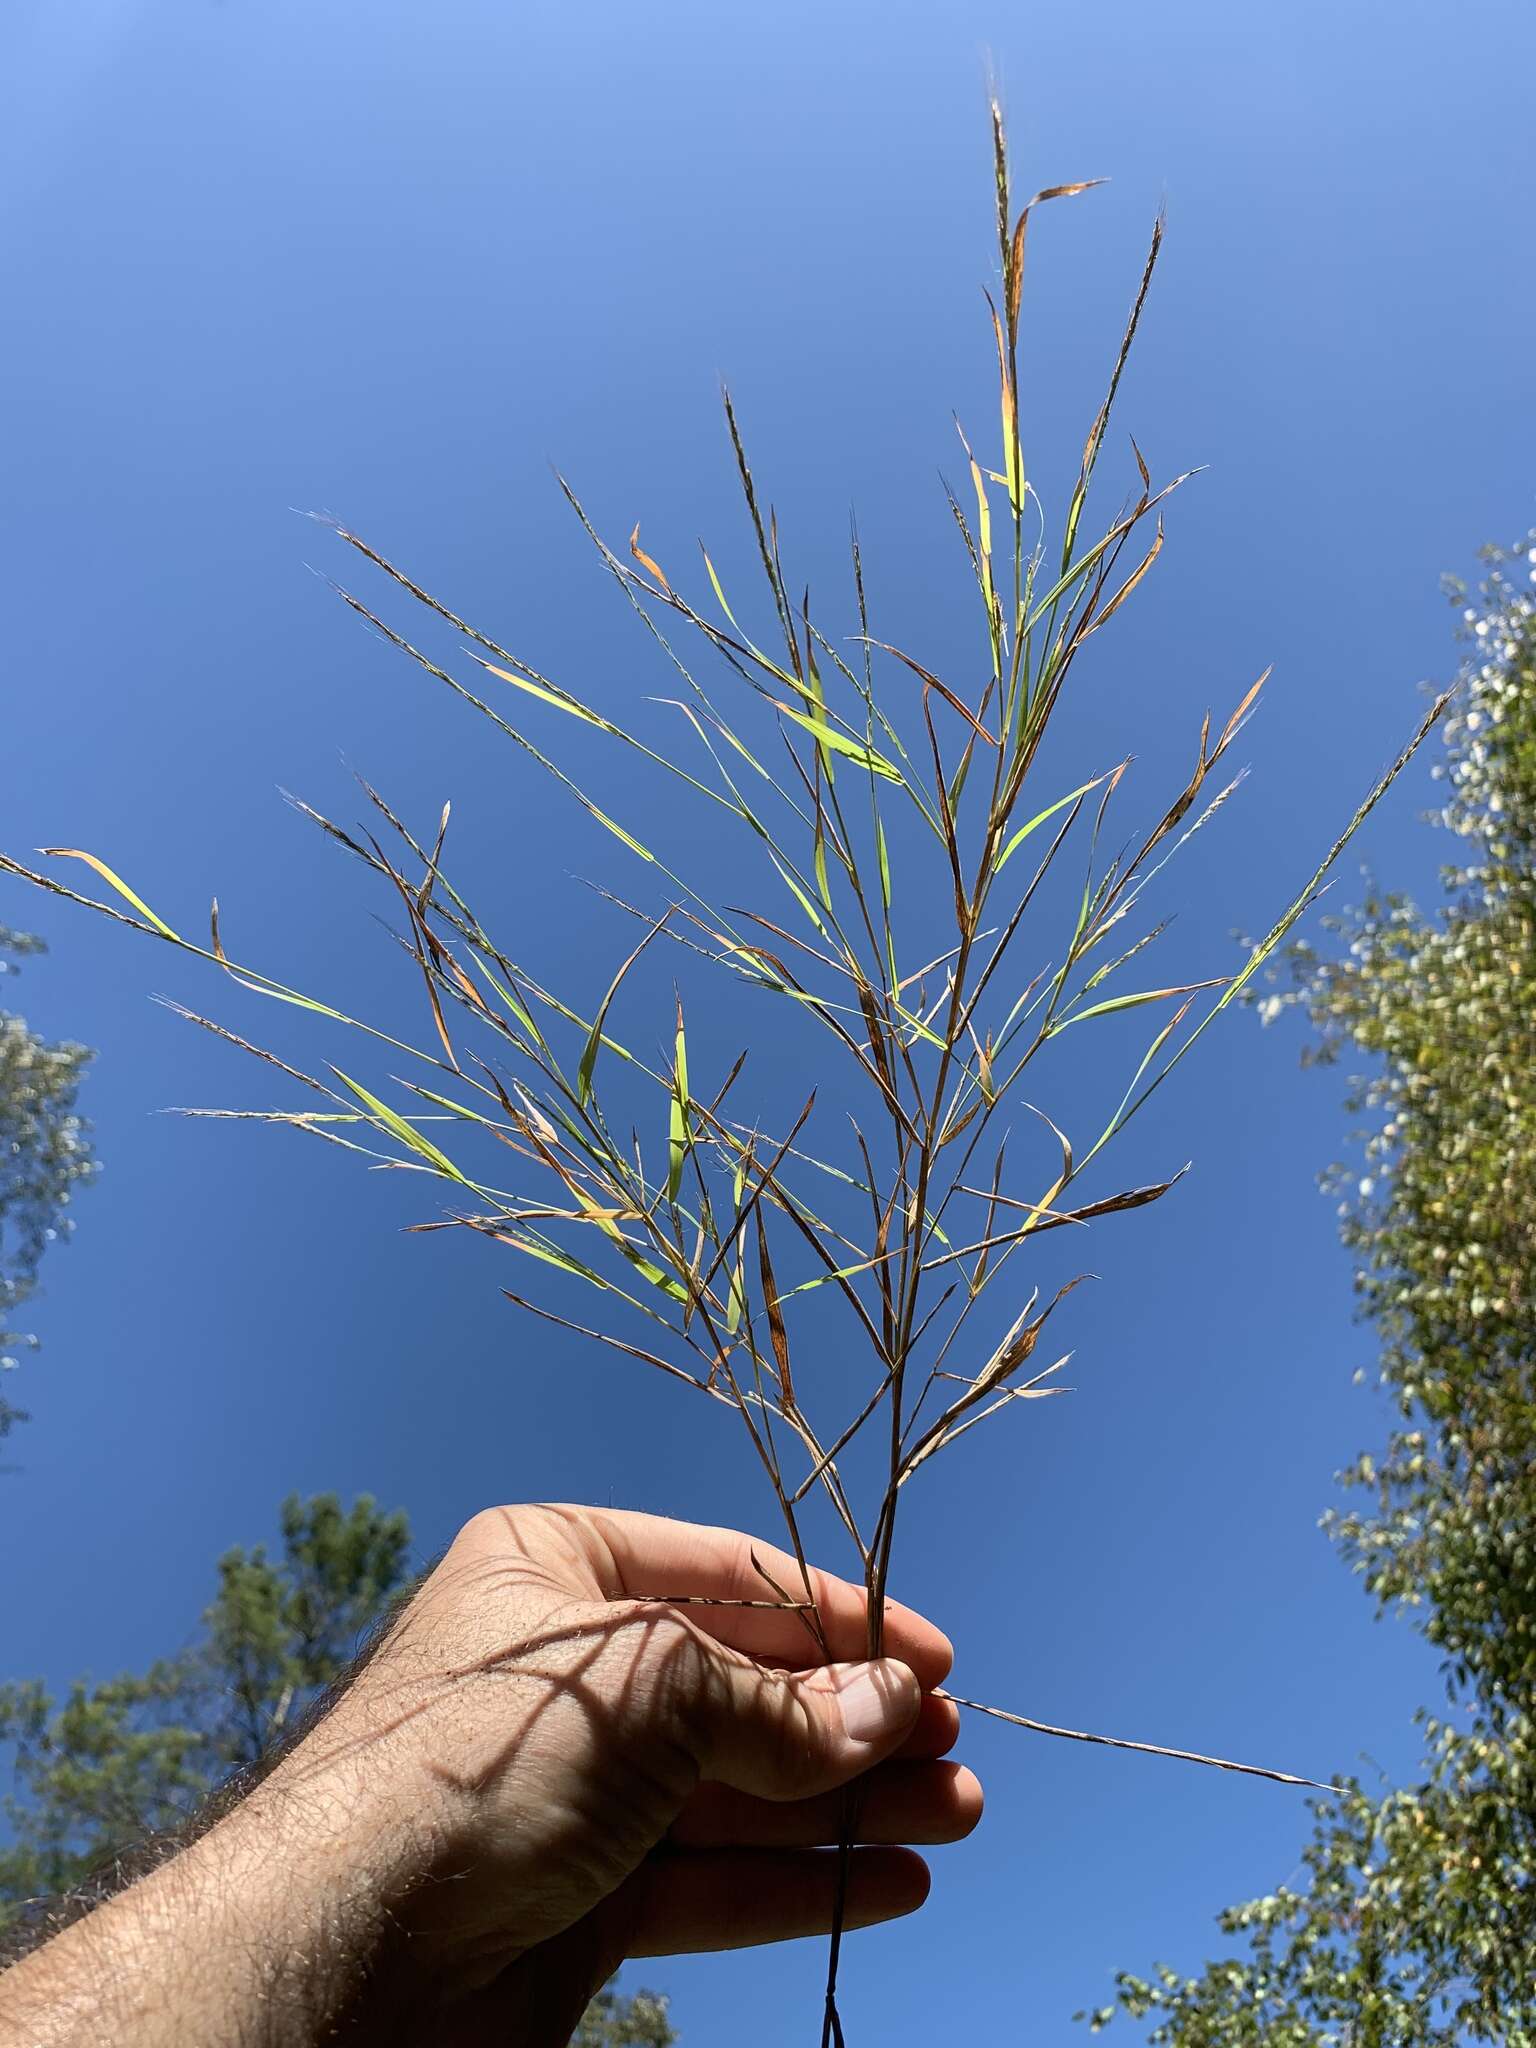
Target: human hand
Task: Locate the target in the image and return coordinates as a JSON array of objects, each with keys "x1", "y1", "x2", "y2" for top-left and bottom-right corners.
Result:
[
  {"x1": 0, "y1": 1504, "x2": 980, "y2": 2048},
  {"x1": 295, "y1": 1503, "x2": 981, "y2": 2042}
]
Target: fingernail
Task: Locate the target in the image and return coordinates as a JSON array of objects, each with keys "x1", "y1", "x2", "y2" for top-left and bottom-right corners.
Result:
[{"x1": 819, "y1": 1659, "x2": 918, "y2": 1744}]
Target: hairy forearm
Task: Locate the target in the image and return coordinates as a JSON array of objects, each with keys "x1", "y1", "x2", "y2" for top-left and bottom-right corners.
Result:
[{"x1": 0, "y1": 1736, "x2": 433, "y2": 2046}]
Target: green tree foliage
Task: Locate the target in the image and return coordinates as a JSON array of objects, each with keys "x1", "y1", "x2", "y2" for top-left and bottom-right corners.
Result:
[
  {"x1": 0, "y1": 1492, "x2": 413, "y2": 1911},
  {"x1": 575, "y1": 1980, "x2": 679, "y2": 2048},
  {"x1": 0, "y1": 927, "x2": 96, "y2": 1438},
  {"x1": 0, "y1": 1491, "x2": 676, "y2": 2044},
  {"x1": 1086, "y1": 536, "x2": 1536, "y2": 2044}
]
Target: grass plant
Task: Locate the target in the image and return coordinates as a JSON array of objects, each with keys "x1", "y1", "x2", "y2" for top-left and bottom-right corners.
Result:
[{"x1": 2, "y1": 109, "x2": 1447, "y2": 2041}]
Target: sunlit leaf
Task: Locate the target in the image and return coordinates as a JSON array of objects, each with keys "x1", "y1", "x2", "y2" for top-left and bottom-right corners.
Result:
[
  {"x1": 332, "y1": 1069, "x2": 471, "y2": 1182},
  {"x1": 773, "y1": 702, "x2": 904, "y2": 783},
  {"x1": 993, "y1": 773, "x2": 1112, "y2": 872},
  {"x1": 40, "y1": 850, "x2": 180, "y2": 940}
]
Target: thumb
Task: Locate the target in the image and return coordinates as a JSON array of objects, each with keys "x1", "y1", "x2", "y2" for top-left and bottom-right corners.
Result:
[{"x1": 681, "y1": 1643, "x2": 923, "y2": 1802}]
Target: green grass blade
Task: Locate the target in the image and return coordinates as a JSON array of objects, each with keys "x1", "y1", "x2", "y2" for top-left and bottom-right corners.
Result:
[
  {"x1": 993, "y1": 774, "x2": 1110, "y2": 873},
  {"x1": 40, "y1": 849, "x2": 181, "y2": 939},
  {"x1": 332, "y1": 1069, "x2": 472, "y2": 1181},
  {"x1": 774, "y1": 702, "x2": 904, "y2": 783},
  {"x1": 578, "y1": 915, "x2": 669, "y2": 1108},
  {"x1": 666, "y1": 1000, "x2": 691, "y2": 1203}
]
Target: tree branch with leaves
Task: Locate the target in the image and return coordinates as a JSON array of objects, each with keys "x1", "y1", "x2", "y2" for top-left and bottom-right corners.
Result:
[
  {"x1": 0, "y1": 927, "x2": 96, "y2": 1440},
  {"x1": 1084, "y1": 537, "x2": 1536, "y2": 2045}
]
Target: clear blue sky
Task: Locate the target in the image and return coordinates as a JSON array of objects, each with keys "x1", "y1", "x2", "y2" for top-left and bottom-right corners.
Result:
[{"x1": 3, "y1": 1, "x2": 1534, "y2": 2039}]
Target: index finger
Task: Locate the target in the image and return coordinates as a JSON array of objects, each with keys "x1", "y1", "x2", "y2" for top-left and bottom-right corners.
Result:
[{"x1": 566, "y1": 1504, "x2": 953, "y2": 1686}]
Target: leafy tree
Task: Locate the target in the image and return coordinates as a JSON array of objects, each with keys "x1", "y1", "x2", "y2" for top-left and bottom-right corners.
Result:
[
  {"x1": 0, "y1": 1491, "x2": 676, "y2": 2044},
  {"x1": 0, "y1": 1492, "x2": 414, "y2": 1911},
  {"x1": 1086, "y1": 535, "x2": 1536, "y2": 2044},
  {"x1": 0, "y1": 927, "x2": 96, "y2": 1438},
  {"x1": 576, "y1": 1980, "x2": 679, "y2": 2047}
]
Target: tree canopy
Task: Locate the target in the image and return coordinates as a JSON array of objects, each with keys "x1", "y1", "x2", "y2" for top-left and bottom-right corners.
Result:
[
  {"x1": 1087, "y1": 535, "x2": 1536, "y2": 2042},
  {"x1": 0, "y1": 927, "x2": 96, "y2": 1438}
]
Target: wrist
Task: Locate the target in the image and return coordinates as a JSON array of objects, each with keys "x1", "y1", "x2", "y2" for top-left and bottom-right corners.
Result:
[{"x1": 250, "y1": 1693, "x2": 452, "y2": 1912}]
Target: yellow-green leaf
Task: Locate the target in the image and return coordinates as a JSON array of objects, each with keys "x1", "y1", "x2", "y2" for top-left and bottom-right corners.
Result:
[
  {"x1": 41, "y1": 849, "x2": 180, "y2": 940},
  {"x1": 333, "y1": 1069, "x2": 470, "y2": 1181},
  {"x1": 476, "y1": 659, "x2": 607, "y2": 728},
  {"x1": 666, "y1": 1002, "x2": 691, "y2": 1202},
  {"x1": 775, "y1": 704, "x2": 903, "y2": 783},
  {"x1": 994, "y1": 774, "x2": 1110, "y2": 872}
]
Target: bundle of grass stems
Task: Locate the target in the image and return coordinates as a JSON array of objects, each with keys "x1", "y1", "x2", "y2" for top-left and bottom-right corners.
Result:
[{"x1": 3, "y1": 108, "x2": 1445, "y2": 2042}]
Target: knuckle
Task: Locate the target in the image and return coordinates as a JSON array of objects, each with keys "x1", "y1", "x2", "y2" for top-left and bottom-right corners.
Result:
[
  {"x1": 450, "y1": 1503, "x2": 521, "y2": 1552},
  {"x1": 450, "y1": 1501, "x2": 575, "y2": 1561}
]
